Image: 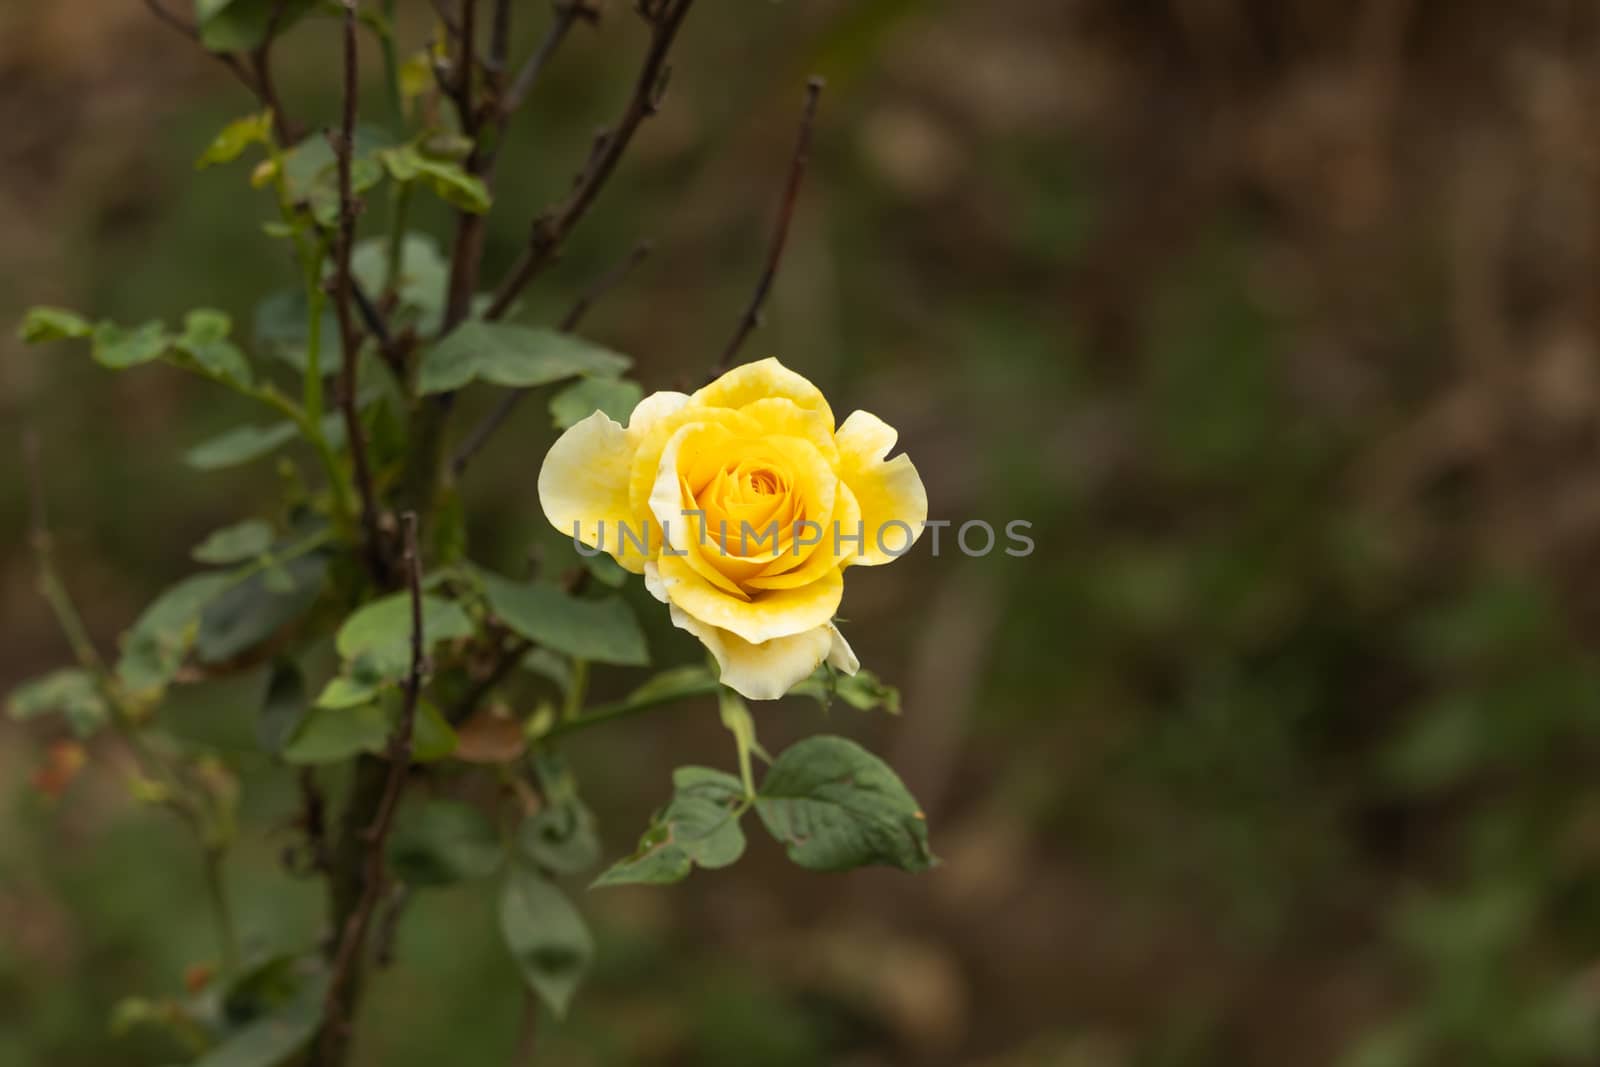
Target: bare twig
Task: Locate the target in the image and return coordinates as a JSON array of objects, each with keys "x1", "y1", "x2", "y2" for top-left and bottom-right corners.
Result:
[
  {"x1": 442, "y1": 0, "x2": 487, "y2": 333},
  {"x1": 251, "y1": 0, "x2": 300, "y2": 143},
  {"x1": 484, "y1": 0, "x2": 696, "y2": 321},
  {"x1": 141, "y1": 0, "x2": 297, "y2": 140},
  {"x1": 513, "y1": 990, "x2": 540, "y2": 1066},
  {"x1": 500, "y1": 1, "x2": 595, "y2": 118},
  {"x1": 714, "y1": 77, "x2": 824, "y2": 374},
  {"x1": 332, "y1": 0, "x2": 389, "y2": 584},
  {"x1": 451, "y1": 240, "x2": 653, "y2": 476},
  {"x1": 374, "y1": 883, "x2": 413, "y2": 968},
  {"x1": 320, "y1": 512, "x2": 425, "y2": 1060}
]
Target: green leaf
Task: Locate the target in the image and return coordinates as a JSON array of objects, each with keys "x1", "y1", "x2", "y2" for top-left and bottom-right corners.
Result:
[
  {"x1": 389, "y1": 799, "x2": 504, "y2": 887},
  {"x1": 314, "y1": 675, "x2": 380, "y2": 710},
  {"x1": 192, "y1": 519, "x2": 276, "y2": 565},
  {"x1": 717, "y1": 689, "x2": 766, "y2": 797},
  {"x1": 18, "y1": 306, "x2": 92, "y2": 343},
  {"x1": 380, "y1": 145, "x2": 491, "y2": 213},
  {"x1": 253, "y1": 288, "x2": 338, "y2": 376},
  {"x1": 790, "y1": 666, "x2": 902, "y2": 714},
  {"x1": 116, "y1": 574, "x2": 234, "y2": 697},
  {"x1": 196, "y1": 111, "x2": 273, "y2": 169},
  {"x1": 351, "y1": 233, "x2": 448, "y2": 331},
  {"x1": 185, "y1": 422, "x2": 300, "y2": 470},
  {"x1": 754, "y1": 736, "x2": 934, "y2": 873},
  {"x1": 479, "y1": 571, "x2": 647, "y2": 666},
  {"x1": 550, "y1": 376, "x2": 644, "y2": 429},
  {"x1": 7, "y1": 668, "x2": 109, "y2": 738},
  {"x1": 626, "y1": 664, "x2": 717, "y2": 704},
  {"x1": 593, "y1": 767, "x2": 747, "y2": 887},
  {"x1": 579, "y1": 550, "x2": 629, "y2": 588},
  {"x1": 336, "y1": 593, "x2": 474, "y2": 681},
  {"x1": 191, "y1": 964, "x2": 327, "y2": 1067},
  {"x1": 257, "y1": 659, "x2": 307, "y2": 754},
  {"x1": 92, "y1": 320, "x2": 170, "y2": 369},
  {"x1": 519, "y1": 799, "x2": 601, "y2": 876},
  {"x1": 417, "y1": 322, "x2": 631, "y2": 396},
  {"x1": 196, "y1": 554, "x2": 327, "y2": 664},
  {"x1": 519, "y1": 647, "x2": 574, "y2": 696},
  {"x1": 282, "y1": 701, "x2": 388, "y2": 764},
  {"x1": 407, "y1": 697, "x2": 459, "y2": 763},
  {"x1": 176, "y1": 309, "x2": 253, "y2": 389},
  {"x1": 195, "y1": 0, "x2": 315, "y2": 53},
  {"x1": 499, "y1": 867, "x2": 593, "y2": 1018}
]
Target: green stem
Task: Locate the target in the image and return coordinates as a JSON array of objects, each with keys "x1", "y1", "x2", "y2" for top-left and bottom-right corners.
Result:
[
  {"x1": 540, "y1": 677, "x2": 722, "y2": 743},
  {"x1": 383, "y1": 182, "x2": 412, "y2": 299},
  {"x1": 202, "y1": 846, "x2": 242, "y2": 974},
  {"x1": 377, "y1": 0, "x2": 404, "y2": 125}
]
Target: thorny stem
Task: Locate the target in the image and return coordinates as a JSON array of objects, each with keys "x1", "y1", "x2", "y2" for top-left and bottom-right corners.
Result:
[
  {"x1": 22, "y1": 431, "x2": 241, "y2": 973},
  {"x1": 318, "y1": 512, "x2": 425, "y2": 1064},
  {"x1": 484, "y1": 0, "x2": 697, "y2": 321},
  {"x1": 450, "y1": 241, "x2": 653, "y2": 476},
  {"x1": 715, "y1": 76, "x2": 825, "y2": 374},
  {"x1": 332, "y1": 0, "x2": 390, "y2": 584}
]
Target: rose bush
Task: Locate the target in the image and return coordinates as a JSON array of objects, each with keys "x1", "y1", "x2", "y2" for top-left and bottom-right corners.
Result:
[{"x1": 539, "y1": 358, "x2": 927, "y2": 699}]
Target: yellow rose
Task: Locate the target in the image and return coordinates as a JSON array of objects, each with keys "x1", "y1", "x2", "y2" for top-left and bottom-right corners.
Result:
[{"x1": 538, "y1": 358, "x2": 927, "y2": 700}]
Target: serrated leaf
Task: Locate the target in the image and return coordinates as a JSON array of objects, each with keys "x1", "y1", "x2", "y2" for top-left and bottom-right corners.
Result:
[
  {"x1": 7, "y1": 668, "x2": 109, "y2": 738},
  {"x1": 550, "y1": 376, "x2": 644, "y2": 429},
  {"x1": 417, "y1": 322, "x2": 630, "y2": 396},
  {"x1": 789, "y1": 666, "x2": 901, "y2": 714},
  {"x1": 593, "y1": 767, "x2": 747, "y2": 887},
  {"x1": 196, "y1": 111, "x2": 273, "y2": 169},
  {"x1": 499, "y1": 867, "x2": 593, "y2": 1018},
  {"x1": 478, "y1": 571, "x2": 647, "y2": 666},
  {"x1": 177, "y1": 309, "x2": 253, "y2": 389},
  {"x1": 192, "y1": 519, "x2": 275, "y2": 565},
  {"x1": 257, "y1": 659, "x2": 306, "y2": 754},
  {"x1": 195, "y1": 0, "x2": 316, "y2": 53},
  {"x1": 389, "y1": 799, "x2": 504, "y2": 887},
  {"x1": 185, "y1": 422, "x2": 301, "y2": 470},
  {"x1": 190, "y1": 964, "x2": 327, "y2": 1067},
  {"x1": 92, "y1": 320, "x2": 170, "y2": 369},
  {"x1": 196, "y1": 554, "x2": 327, "y2": 664},
  {"x1": 18, "y1": 306, "x2": 92, "y2": 343},
  {"x1": 406, "y1": 697, "x2": 458, "y2": 763},
  {"x1": 116, "y1": 574, "x2": 235, "y2": 697},
  {"x1": 281, "y1": 701, "x2": 388, "y2": 764},
  {"x1": 336, "y1": 592, "x2": 474, "y2": 681},
  {"x1": 379, "y1": 145, "x2": 491, "y2": 213},
  {"x1": 754, "y1": 736, "x2": 934, "y2": 873}
]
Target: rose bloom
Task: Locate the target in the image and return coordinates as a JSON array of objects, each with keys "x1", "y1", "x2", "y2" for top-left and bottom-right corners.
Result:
[{"x1": 538, "y1": 358, "x2": 927, "y2": 699}]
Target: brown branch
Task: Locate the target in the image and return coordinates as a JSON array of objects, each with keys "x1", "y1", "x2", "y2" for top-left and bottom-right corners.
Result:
[
  {"x1": 250, "y1": 0, "x2": 301, "y2": 143},
  {"x1": 500, "y1": 1, "x2": 595, "y2": 118},
  {"x1": 483, "y1": 0, "x2": 696, "y2": 322},
  {"x1": 714, "y1": 76, "x2": 824, "y2": 374},
  {"x1": 319, "y1": 512, "x2": 425, "y2": 1061},
  {"x1": 450, "y1": 240, "x2": 653, "y2": 476},
  {"x1": 141, "y1": 0, "x2": 298, "y2": 141},
  {"x1": 332, "y1": 0, "x2": 389, "y2": 584},
  {"x1": 441, "y1": 0, "x2": 487, "y2": 333}
]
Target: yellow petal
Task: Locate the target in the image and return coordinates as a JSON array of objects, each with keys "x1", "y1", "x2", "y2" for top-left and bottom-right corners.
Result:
[
  {"x1": 654, "y1": 552, "x2": 843, "y2": 645},
  {"x1": 624, "y1": 390, "x2": 690, "y2": 443},
  {"x1": 740, "y1": 397, "x2": 839, "y2": 466},
  {"x1": 667, "y1": 603, "x2": 836, "y2": 701},
  {"x1": 692, "y1": 357, "x2": 835, "y2": 428},
  {"x1": 835, "y1": 410, "x2": 928, "y2": 566},
  {"x1": 745, "y1": 479, "x2": 862, "y2": 590},
  {"x1": 537, "y1": 410, "x2": 648, "y2": 573},
  {"x1": 826, "y1": 623, "x2": 859, "y2": 674}
]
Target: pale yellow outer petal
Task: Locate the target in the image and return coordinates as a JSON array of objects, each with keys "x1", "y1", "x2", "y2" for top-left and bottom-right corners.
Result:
[
  {"x1": 625, "y1": 390, "x2": 691, "y2": 443},
  {"x1": 692, "y1": 357, "x2": 835, "y2": 428},
  {"x1": 667, "y1": 603, "x2": 836, "y2": 701},
  {"x1": 537, "y1": 410, "x2": 650, "y2": 574},
  {"x1": 826, "y1": 623, "x2": 859, "y2": 674},
  {"x1": 739, "y1": 397, "x2": 840, "y2": 466},
  {"x1": 654, "y1": 552, "x2": 843, "y2": 645},
  {"x1": 835, "y1": 409, "x2": 928, "y2": 566}
]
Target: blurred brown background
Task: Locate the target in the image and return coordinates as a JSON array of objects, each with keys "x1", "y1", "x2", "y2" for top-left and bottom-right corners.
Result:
[{"x1": 9, "y1": 1, "x2": 1600, "y2": 1065}]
